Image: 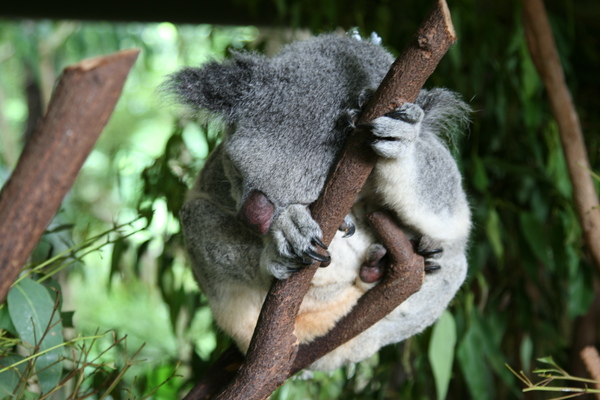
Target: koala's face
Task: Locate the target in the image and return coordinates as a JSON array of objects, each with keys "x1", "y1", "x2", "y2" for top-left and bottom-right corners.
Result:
[{"x1": 223, "y1": 121, "x2": 331, "y2": 235}]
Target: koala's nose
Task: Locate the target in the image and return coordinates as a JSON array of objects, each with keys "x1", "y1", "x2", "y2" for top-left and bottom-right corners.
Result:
[{"x1": 238, "y1": 190, "x2": 275, "y2": 235}]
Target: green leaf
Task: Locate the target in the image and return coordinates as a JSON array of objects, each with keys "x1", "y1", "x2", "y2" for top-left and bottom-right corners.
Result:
[
  {"x1": 0, "y1": 306, "x2": 17, "y2": 335},
  {"x1": 0, "y1": 354, "x2": 26, "y2": 398},
  {"x1": 567, "y1": 270, "x2": 594, "y2": 318},
  {"x1": 109, "y1": 238, "x2": 129, "y2": 283},
  {"x1": 520, "y1": 335, "x2": 533, "y2": 373},
  {"x1": 7, "y1": 278, "x2": 64, "y2": 395},
  {"x1": 519, "y1": 212, "x2": 550, "y2": 265},
  {"x1": 61, "y1": 311, "x2": 75, "y2": 328},
  {"x1": 486, "y1": 209, "x2": 504, "y2": 260},
  {"x1": 457, "y1": 325, "x2": 493, "y2": 400},
  {"x1": 471, "y1": 155, "x2": 489, "y2": 192},
  {"x1": 428, "y1": 311, "x2": 457, "y2": 400}
]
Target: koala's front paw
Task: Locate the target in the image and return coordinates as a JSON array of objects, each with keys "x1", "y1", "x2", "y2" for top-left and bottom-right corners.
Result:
[
  {"x1": 262, "y1": 204, "x2": 329, "y2": 279},
  {"x1": 367, "y1": 103, "x2": 425, "y2": 159}
]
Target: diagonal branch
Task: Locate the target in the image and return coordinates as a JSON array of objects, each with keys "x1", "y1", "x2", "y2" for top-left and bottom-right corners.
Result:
[
  {"x1": 197, "y1": 3, "x2": 458, "y2": 399},
  {"x1": 292, "y1": 211, "x2": 424, "y2": 373},
  {"x1": 0, "y1": 49, "x2": 140, "y2": 304}
]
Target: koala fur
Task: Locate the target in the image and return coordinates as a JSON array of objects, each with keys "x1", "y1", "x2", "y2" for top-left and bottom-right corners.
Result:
[{"x1": 166, "y1": 33, "x2": 471, "y2": 371}]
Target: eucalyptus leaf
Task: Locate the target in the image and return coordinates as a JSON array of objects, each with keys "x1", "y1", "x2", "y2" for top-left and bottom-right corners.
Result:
[
  {"x1": 486, "y1": 209, "x2": 504, "y2": 260},
  {"x1": 0, "y1": 306, "x2": 17, "y2": 335},
  {"x1": 457, "y1": 325, "x2": 493, "y2": 400},
  {"x1": 519, "y1": 212, "x2": 550, "y2": 265},
  {"x1": 0, "y1": 354, "x2": 26, "y2": 398},
  {"x1": 428, "y1": 311, "x2": 456, "y2": 400},
  {"x1": 7, "y1": 278, "x2": 64, "y2": 395}
]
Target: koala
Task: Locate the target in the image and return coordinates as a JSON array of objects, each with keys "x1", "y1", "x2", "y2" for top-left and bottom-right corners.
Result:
[{"x1": 166, "y1": 33, "x2": 471, "y2": 371}]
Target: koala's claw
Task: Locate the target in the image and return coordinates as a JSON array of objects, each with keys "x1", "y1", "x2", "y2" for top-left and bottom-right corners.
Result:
[
  {"x1": 339, "y1": 216, "x2": 356, "y2": 238},
  {"x1": 312, "y1": 237, "x2": 328, "y2": 250},
  {"x1": 304, "y1": 248, "x2": 331, "y2": 264},
  {"x1": 424, "y1": 261, "x2": 441, "y2": 273},
  {"x1": 365, "y1": 103, "x2": 425, "y2": 159},
  {"x1": 415, "y1": 236, "x2": 443, "y2": 274},
  {"x1": 385, "y1": 104, "x2": 424, "y2": 124},
  {"x1": 299, "y1": 256, "x2": 314, "y2": 265},
  {"x1": 356, "y1": 123, "x2": 374, "y2": 132},
  {"x1": 415, "y1": 236, "x2": 443, "y2": 258},
  {"x1": 419, "y1": 247, "x2": 443, "y2": 257},
  {"x1": 357, "y1": 88, "x2": 374, "y2": 109}
]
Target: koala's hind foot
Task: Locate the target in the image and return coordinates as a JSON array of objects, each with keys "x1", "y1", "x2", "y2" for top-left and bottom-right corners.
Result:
[
  {"x1": 261, "y1": 204, "x2": 330, "y2": 279},
  {"x1": 414, "y1": 236, "x2": 443, "y2": 273},
  {"x1": 359, "y1": 244, "x2": 387, "y2": 283}
]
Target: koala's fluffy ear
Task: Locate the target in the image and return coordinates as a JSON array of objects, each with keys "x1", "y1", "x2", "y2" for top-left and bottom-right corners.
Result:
[{"x1": 165, "y1": 51, "x2": 263, "y2": 119}]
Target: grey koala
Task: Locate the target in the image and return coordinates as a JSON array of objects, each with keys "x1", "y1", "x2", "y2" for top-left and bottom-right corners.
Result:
[{"x1": 166, "y1": 33, "x2": 471, "y2": 371}]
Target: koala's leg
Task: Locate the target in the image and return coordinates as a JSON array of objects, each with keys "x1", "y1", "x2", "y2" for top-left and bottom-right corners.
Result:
[
  {"x1": 363, "y1": 89, "x2": 471, "y2": 243},
  {"x1": 310, "y1": 242, "x2": 468, "y2": 371}
]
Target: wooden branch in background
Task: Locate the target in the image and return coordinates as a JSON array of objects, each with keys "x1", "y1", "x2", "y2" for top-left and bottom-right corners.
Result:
[
  {"x1": 206, "y1": 1, "x2": 458, "y2": 399},
  {"x1": 522, "y1": 0, "x2": 600, "y2": 273},
  {"x1": 0, "y1": 49, "x2": 140, "y2": 303},
  {"x1": 580, "y1": 346, "x2": 600, "y2": 399}
]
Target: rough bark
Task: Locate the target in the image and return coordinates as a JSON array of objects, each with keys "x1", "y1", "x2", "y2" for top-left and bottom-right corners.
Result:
[
  {"x1": 292, "y1": 211, "x2": 424, "y2": 373},
  {"x1": 190, "y1": 2, "x2": 458, "y2": 399},
  {"x1": 0, "y1": 49, "x2": 140, "y2": 303}
]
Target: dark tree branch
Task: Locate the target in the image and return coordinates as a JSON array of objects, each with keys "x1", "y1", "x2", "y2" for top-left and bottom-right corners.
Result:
[
  {"x1": 292, "y1": 211, "x2": 424, "y2": 373},
  {"x1": 188, "y1": 1, "x2": 457, "y2": 398},
  {"x1": 522, "y1": 0, "x2": 600, "y2": 273},
  {"x1": 0, "y1": 49, "x2": 140, "y2": 303}
]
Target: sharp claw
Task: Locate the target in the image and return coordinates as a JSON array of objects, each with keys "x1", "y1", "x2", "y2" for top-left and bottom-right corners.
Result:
[
  {"x1": 358, "y1": 89, "x2": 372, "y2": 109},
  {"x1": 312, "y1": 237, "x2": 328, "y2": 250},
  {"x1": 300, "y1": 256, "x2": 314, "y2": 265},
  {"x1": 356, "y1": 123, "x2": 374, "y2": 131},
  {"x1": 304, "y1": 249, "x2": 331, "y2": 263},
  {"x1": 342, "y1": 222, "x2": 355, "y2": 238},
  {"x1": 339, "y1": 216, "x2": 356, "y2": 238},
  {"x1": 424, "y1": 262, "x2": 441, "y2": 273},
  {"x1": 385, "y1": 109, "x2": 403, "y2": 119},
  {"x1": 420, "y1": 248, "x2": 443, "y2": 257}
]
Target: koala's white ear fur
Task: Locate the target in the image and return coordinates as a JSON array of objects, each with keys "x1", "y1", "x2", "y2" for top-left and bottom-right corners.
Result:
[{"x1": 164, "y1": 51, "x2": 264, "y2": 119}]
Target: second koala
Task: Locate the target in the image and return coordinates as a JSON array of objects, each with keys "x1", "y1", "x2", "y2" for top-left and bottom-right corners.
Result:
[{"x1": 167, "y1": 33, "x2": 471, "y2": 371}]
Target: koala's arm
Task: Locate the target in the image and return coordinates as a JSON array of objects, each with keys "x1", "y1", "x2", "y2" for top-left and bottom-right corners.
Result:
[
  {"x1": 180, "y1": 147, "x2": 270, "y2": 350},
  {"x1": 369, "y1": 88, "x2": 471, "y2": 243}
]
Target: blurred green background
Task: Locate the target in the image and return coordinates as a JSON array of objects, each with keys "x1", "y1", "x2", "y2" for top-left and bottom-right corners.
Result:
[{"x1": 0, "y1": 0, "x2": 599, "y2": 398}]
